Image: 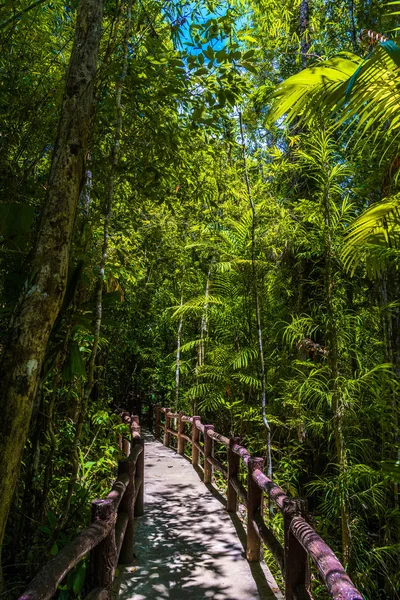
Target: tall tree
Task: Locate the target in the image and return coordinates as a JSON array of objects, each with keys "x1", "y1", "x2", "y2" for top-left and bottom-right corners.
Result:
[{"x1": 0, "y1": 0, "x2": 103, "y2": 583}]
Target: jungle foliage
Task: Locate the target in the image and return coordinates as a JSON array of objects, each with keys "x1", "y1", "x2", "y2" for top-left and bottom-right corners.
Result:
[{"x1": 0, "y1": 0, "x2": 400, "y2": 598}]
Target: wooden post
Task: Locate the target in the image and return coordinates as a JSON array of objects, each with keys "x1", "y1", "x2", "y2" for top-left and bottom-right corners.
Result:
[
  {"x1": 203, "y1": 425, "x2": 214, "y2": 484},
  {"x1": 283, "y1": 498, "x2": 310, "y2": 600},
  {"x1": 163, "y1": 408, "x2": 171, "y2": 447},
  {"x1": 192, "y1": 416, "x2": 200, "y2": 466},
  {"x1": 131, "y1": 414, "x2": 140, "y2": 437},
  {"x1": 227, "y1": 437, "x2": 240, "y2": 512},
  {"x1": 117, "y1": 458, "x2": 135, "y2": 564},
  {"x1": 134, "y1": 437, "x2": 144, "y2": 517},
  {"x1": 177, "y1": 413, "x2": 185, "y2": 455},
  {"x1": 247, "y1": 457, "x2": 264, "y2": 562},
  {"x1": 155, "y1": 405, "x2": 161, "y2": 439},
  {"x1": 121, "y1": 412, "x2": 130, "y2": 456},
  {"x1": 90, "y1": 498, "x2": 117, "y2": 592},
  {"x1": 122, "y1": 437, "x2": 130, "y2": 457}
]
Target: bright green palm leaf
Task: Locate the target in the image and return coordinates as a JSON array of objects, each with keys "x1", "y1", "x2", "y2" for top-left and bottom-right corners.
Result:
[
  {"x1": 266, "y1": 54, "x2": 362, "y2": 124},
  {"x1": 342, "y1": 197, "x2": 400, "y2": 275},
  {"x1": 267, "y1": 43, "x2": 400, "y2": 141}
]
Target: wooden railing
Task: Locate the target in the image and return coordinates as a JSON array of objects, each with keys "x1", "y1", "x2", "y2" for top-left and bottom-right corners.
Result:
[
  {"x1": 18, "y1": 413, "x2": 144, "y2": 600},
  {"x1": 154, "y1": 406, "x2": 363, "y2": 600}
]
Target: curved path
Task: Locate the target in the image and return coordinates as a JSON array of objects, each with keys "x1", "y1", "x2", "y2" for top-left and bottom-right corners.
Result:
[{"x1": 113, "y1": 433, "x2": 282, "y2": 600}]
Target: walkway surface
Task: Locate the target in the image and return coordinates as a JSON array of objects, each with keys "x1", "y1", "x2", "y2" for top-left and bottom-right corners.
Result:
[{"x1": 113, "y1": 433, "x2": 282, "y2": 600}]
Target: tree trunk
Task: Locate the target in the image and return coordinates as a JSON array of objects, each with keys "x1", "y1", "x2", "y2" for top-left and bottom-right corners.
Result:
[
  {"x1": 198, "y1": 264, "x2": 212, "y2": 370},
  {"x1": 299, "y1": 0, "x2": 310, "y2": 67},
  {"x1": 175, "y1": 292, "x2": 184, "y2": 412},
  {"x1": 0, "y1": 0, "x2": 103, "y2": 586}
]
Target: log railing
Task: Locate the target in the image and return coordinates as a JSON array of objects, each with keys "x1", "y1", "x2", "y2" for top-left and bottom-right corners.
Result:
[
  {"x1": 18, "y1": 413, "x2": 144, "y2": 600},
  {"x1": 154, "y1": 406, "x2": 363, "y2": 600}
]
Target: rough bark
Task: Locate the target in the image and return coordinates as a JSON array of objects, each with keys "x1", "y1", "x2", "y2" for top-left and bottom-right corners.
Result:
[{"x1": 0, "y1": 0, "x2": 103, "y2": 586}]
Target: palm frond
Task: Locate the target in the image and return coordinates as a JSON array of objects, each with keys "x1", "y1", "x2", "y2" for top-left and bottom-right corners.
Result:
[
  {"x1": 264, "y1": 53, "x2": 361, "y2": 125},
  {"x1": 266, "y1": 42, "x2": 400, "y2": 143},
  {"x1": 342, "y1": 195, "x2": 400, "y2": 275}
]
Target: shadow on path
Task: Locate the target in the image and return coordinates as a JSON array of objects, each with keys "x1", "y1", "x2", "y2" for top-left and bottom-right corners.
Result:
[{"x1": 114, "y1": 434, "x2": 281, "y2": 600}]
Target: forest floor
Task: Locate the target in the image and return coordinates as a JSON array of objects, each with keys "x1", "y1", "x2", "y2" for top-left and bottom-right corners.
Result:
[{"x1": 112, "y1": 432, "x2": 282, "y2": 600}]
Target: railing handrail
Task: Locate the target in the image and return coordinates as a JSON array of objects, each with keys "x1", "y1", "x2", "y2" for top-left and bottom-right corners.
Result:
[
  {"x1": 18, "y1": 413, "x2": 145, "y2": 600},
  {"x1": 154, "y1": 405, "x2": 363, "y2": 600}
]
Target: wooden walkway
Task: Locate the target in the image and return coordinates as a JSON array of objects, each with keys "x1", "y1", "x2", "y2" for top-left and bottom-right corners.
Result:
[
  {"x1": 113, "y1": 433, "x2": 282, "y2": 600},
  {"x1": 18, "y1": 411, "x2": 364, "y2": 600}
]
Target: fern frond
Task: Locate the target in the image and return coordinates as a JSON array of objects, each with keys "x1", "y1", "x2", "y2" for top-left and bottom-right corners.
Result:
[
  {"x1": 230, "y1": 347, "x2": 258, "y2": 370},
  {"x1": 172, "y1": 295, "x2": 222, "y2": 318},
  {"x1": 179, "y1": 338, "x2": 210, "y2": 354}
]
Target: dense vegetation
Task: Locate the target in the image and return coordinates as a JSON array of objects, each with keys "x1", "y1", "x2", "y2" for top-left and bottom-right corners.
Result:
[{"x1": 0, "y1": 0, "x2": 400, "y2": 597}]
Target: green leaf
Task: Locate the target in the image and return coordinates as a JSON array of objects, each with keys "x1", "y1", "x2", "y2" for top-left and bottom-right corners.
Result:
[
  {"x1": 380, "y1": 39, "x2": 400, "y2": 67},
  {"x1": 204, "y1": 46, "x2": 214, "y2": 60},
  {"x1": 267, "y1": 53, "x2": 362, "y2": 124},
  {"x1": 225, "y1": 89, "x2": 236, "y2": 106},
  {"x1": 63, "y1": 342, "x2": 86, "y2": 382},
  {"x1": 217, "y1": 89, "x2": 226, "y2": 106},
  {"x1": 50, "y1": 543, "x2": 58, "y2": 556},
  {"x1": 345, "y1": 51, "x2": 373, "y2": 100},
  {"x1": 240, "y1": 34, "x2": 257, "y2": 43},
  {"x1": 243, "y1": 50, "x2": 255, "y2": 60},
  {"x1": 216, "y1": 49, "x2": 226, "y2": 62},
  {"x1": 40, "y1": 525, "x2": 52, "y2": 535},
  {"x1": 241, "y1": 62, "x2": 258, "y2": 75},
  {"x1": 380, "y1": 460, "x2": 400, "y2": 482},
  {"x1": 73, "y1": 562, "x2": 86, "y2": 594},
  {"x1": 47, "y1": 510, "x2": 57, "y2": 529}
]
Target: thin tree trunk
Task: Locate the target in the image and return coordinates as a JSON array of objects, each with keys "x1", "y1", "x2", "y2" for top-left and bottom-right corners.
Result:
[
  {"x1": 0, "y1": 0, "x2": 103, "y2": 586},
  {"x1": 299, "y1": 0, "x2": 310, "y2": 67},
  {"x1": 175, "y1": 292, "x2": 184, "y2": 412},
  {"x1": 198, "y1": 264, "x2": 212, "y2": 370},
  {"x1": 239, "y1": 111, "x2": 273, "y2": 480}
]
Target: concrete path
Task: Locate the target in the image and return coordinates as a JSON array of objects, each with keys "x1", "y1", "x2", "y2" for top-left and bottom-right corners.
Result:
[{"x1": 113, "y1": 434, "x2": 282, "y2": 600}]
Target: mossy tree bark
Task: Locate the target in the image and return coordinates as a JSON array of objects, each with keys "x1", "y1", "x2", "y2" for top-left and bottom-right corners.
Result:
[{"x1": 0, "y1": 0, "x2": 103, "y2": 586}]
